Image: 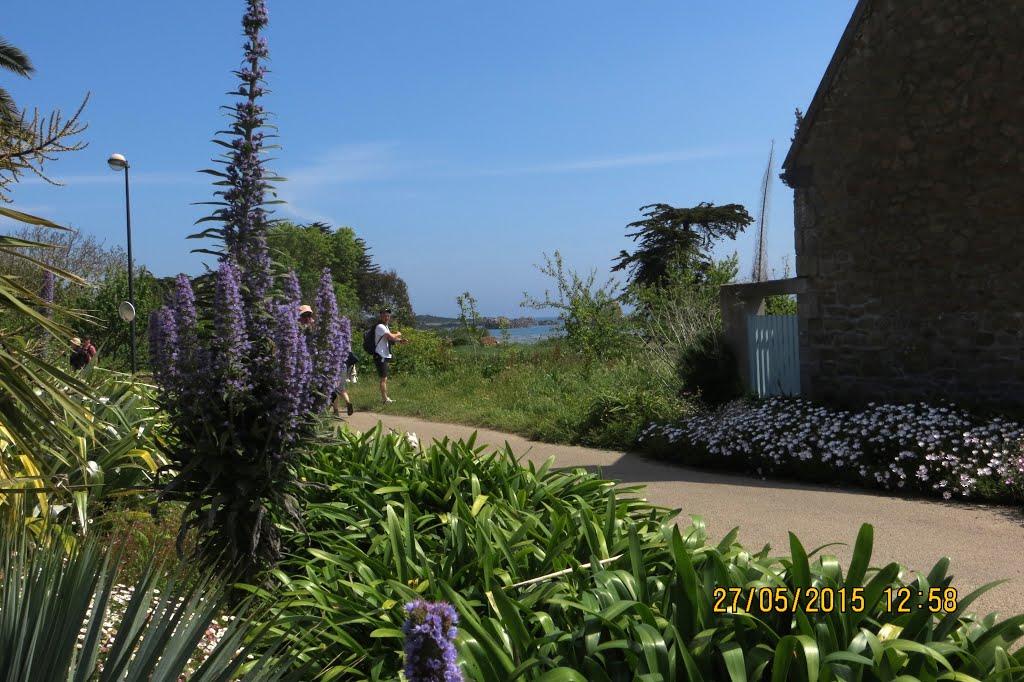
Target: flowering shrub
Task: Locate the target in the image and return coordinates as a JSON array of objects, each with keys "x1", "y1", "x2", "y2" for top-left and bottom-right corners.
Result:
[
  {"x1": 402, "y1": 600, "x2": 463, "y2": 682},
  {"x1": 149, "y1": 0, "x2": 349, "y2": 579},
  {"x1": 640, "y1": 397, "x2": 1024, "y2": 502}
]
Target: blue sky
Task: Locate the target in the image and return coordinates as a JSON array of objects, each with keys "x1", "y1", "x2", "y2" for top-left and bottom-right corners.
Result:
[{"x1": 4, "y1": 1, "x2": 857, "y2": 317}]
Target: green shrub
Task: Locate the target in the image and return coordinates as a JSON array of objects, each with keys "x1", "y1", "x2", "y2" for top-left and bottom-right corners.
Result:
[
  {"x1": 579, "y1": 386, "x2": 690, "y2": 448},
  {"x1": 251, "y1": 427, "x2": 1024, "y2": 680},
  {"x1": 764, "y1": 293, "x2": 797, "y2": 315},
  {"x1": 386, "y1": 327, "x2": 454, "y2": 374},
  {"x1": 677, "y1": 328, "x2": 744, "y2": 407},
  {"x1": 252, "y1": 425, "x2": 669, "y2": 679}
]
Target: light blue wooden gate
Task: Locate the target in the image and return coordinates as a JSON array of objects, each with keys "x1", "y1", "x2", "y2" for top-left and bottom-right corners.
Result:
[{"x1": 747, "y1": 314, "x2": 800, "y2": 397}]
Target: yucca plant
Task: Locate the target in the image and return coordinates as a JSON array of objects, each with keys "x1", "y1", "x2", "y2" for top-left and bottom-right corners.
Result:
[{"x1": 0, "y1": 524, "x2": 305, "y2": 681}]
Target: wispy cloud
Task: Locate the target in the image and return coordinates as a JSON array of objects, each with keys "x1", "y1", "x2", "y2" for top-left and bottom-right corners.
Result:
[
  {"x1": 266, "y1": 140, "x2": 746, "y2": 222},
  {"x1": 461, "y1": 146, "x2": 742, "y2": 177},
  {"x1": 281, "y1": 141, "x2": 412, "y2": 189},
  {"x1": 275, "y1": 142, "x2": 413, "y2": 223}
]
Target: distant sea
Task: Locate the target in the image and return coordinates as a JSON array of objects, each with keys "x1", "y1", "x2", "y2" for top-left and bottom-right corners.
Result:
[{"x1": 486, "y1": 320, "x2": 563, "y2": 344}]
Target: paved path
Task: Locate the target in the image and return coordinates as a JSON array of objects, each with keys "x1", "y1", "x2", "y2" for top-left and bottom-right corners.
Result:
[{"x1": 346, "y1": 411, "x2": 1024, "y2": 620}]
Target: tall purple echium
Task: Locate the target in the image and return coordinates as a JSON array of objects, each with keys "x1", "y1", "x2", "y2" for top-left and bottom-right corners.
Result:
[
  {"x1": 39, "y1": 270, "x2": 54, "y2": 313},
  {"x1": 307, "y1": 268, "x2": 346, "y2": 414},
  {"x1": 148, "y1": 0, "x2": 351, "y2": 579},
  {"x1": 36, "y1": 270, "x2": 55, "y2": 340},
  {"x1": 217, "y1": 0, "x2": 273, "y2": 303},
  {"x1": 402, "y1": 601, "x2": 464, "y2": 682}
]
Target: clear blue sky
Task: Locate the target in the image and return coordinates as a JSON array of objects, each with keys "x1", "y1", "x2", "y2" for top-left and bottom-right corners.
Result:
[{"x1": 4, "y1": 1, "x2": 857, "y2": 318}]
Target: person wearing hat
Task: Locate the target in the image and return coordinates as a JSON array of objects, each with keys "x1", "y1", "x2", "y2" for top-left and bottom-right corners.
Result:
[
  {"x1": 297, "y1": 303, "x2": 354, "y2": 417},
  {"x1": 298, "y1": 304, "x2": 315, "y2": 328},
  {"x1": 373, "y1": 307, "x2": 408, "y2": 405},
  {"x1": 69, "y1": 337, "x2": 90, "y2": 371}
]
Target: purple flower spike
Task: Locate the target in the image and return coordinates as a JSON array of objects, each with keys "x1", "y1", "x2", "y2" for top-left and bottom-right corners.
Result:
[
  {"x1": 212, "y1": 258, "x2": 251, "y2": 400},
  {"x1": 39, "y1": 270, "x2": 55, "y2": 309},
  {"x1": 308, "y1": 268, "x2": 345, "y2": 413},
  {"x1": 402, "y1": 600, "x2": 463, "y2": 682},
  {"x1": 149, "y1": 307, "x2": 178, "y2": 390}
]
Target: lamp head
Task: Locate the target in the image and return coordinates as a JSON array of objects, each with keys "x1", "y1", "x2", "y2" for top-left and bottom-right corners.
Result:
[{"x1": 107, "y1": 153, "x2": 128, "y2": 171}]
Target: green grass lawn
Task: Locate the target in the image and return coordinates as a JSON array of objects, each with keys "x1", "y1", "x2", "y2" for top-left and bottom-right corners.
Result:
[{"x1": 345, "y1": 342, "x2": 688, "y2": 448}]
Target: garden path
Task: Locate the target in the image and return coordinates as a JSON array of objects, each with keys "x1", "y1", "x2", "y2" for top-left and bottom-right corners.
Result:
[{"x1": 346, "y1": 411, "x2": 1024, "y2": 621}]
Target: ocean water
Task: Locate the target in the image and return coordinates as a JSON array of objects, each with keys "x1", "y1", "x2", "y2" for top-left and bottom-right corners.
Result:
[{"x1": 486, "y1": 323, "x2": 563, "y2": 344}]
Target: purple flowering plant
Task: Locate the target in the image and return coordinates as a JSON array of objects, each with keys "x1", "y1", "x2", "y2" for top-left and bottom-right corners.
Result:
[
  {"x1": 148, "y1": 0, "x2": 349, "y2": 578},
  {"x1": 402, "y1": 600, "x2": 463, "y2": 682}
]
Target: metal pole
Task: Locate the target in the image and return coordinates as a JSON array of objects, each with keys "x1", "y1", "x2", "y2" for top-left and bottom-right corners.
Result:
[{"x1": 124, "y1": 163, "x2": 137, "y2": 374}]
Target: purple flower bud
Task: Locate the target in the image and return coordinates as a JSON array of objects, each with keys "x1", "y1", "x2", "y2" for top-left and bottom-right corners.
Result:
[{"x1": 402, "y1": 601, "x2": 463, "y2": 682}]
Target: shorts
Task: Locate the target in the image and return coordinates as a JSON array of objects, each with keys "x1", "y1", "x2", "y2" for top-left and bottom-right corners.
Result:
[
  {"x1": 330, "y1": 376, "x2": 348, "y2": 402},
  {"x1": 373, "y1": 354, "x2": 389, "y2": 378}
]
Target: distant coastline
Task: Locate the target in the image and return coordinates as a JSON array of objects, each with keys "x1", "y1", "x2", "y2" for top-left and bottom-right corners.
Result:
[{"x1": 416, "y1": 314, "x2": 558, "y2": 331}]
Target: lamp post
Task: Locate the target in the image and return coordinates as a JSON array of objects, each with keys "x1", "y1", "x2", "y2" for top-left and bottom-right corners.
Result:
[{"x1": 108, "y1": 153, "x2": 136, "y2": 373}]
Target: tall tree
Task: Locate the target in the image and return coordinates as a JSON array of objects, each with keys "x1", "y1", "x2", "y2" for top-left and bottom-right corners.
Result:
[
  {"x1": 613, "y1": 202, "x2": 752, "y2": 289},
  {"x1": 360, "y1": 269, "x2": 415, "y2": 327}
]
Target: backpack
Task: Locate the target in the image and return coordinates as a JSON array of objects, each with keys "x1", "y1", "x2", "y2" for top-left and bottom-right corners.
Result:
[
  {"x1": 70, "y1": 347, "x2": 90, "y2": 370},
  {"x1": 362, "y1": 326, "x2": 378, "y2": 355}
]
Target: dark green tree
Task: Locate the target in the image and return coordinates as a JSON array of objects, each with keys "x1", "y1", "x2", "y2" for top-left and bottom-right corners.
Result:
[
  {"x1": 267, "y1": 221, "x2": 363, "y2": 317},
  {"x1": 612, "y1": 202, "x2": 752, "y2": 289},
  {"x1": 61, "y1": 264, "x2": 165, "y2": 372},
  {"x1": 360, "y1": 269, "x2": 415, "y2": 327}
]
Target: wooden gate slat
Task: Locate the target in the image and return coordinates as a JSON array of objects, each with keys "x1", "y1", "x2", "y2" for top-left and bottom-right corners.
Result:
[{"x1": 747, "y1": 314, "x2": 799, "y2": 397}]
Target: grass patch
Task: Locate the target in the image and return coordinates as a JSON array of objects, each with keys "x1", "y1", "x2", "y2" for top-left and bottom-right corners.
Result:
[{"x1": 347, "y1": 341, "x2": 690, "y2": 448}]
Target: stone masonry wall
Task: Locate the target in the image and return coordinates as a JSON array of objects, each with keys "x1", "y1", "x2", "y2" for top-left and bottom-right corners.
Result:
[{"x1": 792, "y1": 0, "x2": 1024, "y2": 408}]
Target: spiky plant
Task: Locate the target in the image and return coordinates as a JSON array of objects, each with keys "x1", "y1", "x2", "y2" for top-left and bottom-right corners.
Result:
[{"x1": 149, "y1": 0, "x2": 348, "y2": 580}]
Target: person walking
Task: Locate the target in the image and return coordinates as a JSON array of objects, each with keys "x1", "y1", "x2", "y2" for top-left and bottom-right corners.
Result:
[
  {"x1": 373, "y1": 307, "x2": 408, "y2": 405},
  {"x1": 69, "y1": 337, "x2": 90, "y2": 371},
  {"x1": 82, "y1": 337, "x2": 97, "y2": 363},
  {"x1": 332, "y1": 350, "x2": 356, "y2": 418}
]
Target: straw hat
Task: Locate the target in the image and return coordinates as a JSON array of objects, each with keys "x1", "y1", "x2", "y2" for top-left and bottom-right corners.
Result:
[
  {"x1": 71, "y1": 337, "x2": 82, "y2": 346},
  {"x1": 298, "y1": 305, "x2": 313, "y2": 315}
]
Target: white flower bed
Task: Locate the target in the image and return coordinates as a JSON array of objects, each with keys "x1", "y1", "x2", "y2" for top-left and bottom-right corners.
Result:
[{"x1": 639, "y1": 398, "x2": 1024, "y2": 500}]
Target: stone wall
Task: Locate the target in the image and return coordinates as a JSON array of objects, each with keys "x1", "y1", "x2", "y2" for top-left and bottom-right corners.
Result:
[{"x1": 788, "y1": 0, "x2": 1024, "y2": 408}]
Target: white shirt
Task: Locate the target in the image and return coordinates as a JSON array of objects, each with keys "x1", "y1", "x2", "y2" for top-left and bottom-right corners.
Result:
[{"x1": 374, "y1": 323, "x2": 391, "y2": 358}]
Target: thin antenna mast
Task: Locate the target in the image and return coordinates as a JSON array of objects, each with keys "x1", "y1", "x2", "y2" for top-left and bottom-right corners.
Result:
[{"x1": 752, "y1": 140, "x2": 774, "y2": 282}]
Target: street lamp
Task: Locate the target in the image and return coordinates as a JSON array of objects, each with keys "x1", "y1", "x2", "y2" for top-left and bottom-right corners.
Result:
[{"x1": 108, "y1": 153, "x2": 136, "y2": 373}]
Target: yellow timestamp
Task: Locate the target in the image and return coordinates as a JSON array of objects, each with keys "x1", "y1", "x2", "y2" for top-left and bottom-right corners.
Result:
[
  {"x1": 884, "y1": 587, "x2": 958, "y2": 614},
  {"x1": 712, "y1": 587, "x2": 866, "y2": 614}
]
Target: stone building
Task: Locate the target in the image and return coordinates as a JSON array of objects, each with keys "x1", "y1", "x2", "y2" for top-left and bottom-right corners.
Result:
[{"x1": 775, "y1": 0, "x2": 1024, "y2": 409}]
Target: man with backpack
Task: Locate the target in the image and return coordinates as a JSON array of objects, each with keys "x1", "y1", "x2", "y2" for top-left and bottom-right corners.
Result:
[
  {"x1": 69, "y1": 337, "x2": 90, "y2": 371},
  {"x1": 363, "y1": 307, "x2": 408, "y2": 405}
]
